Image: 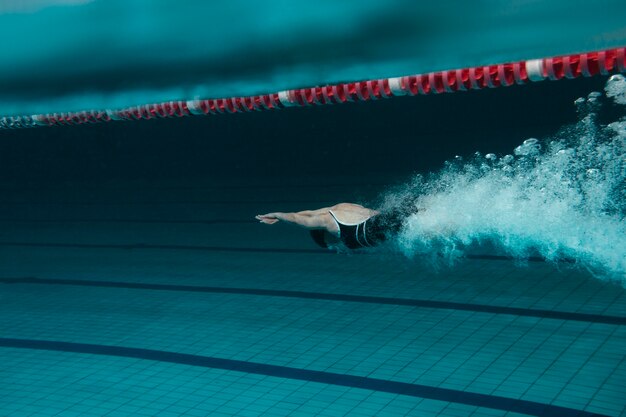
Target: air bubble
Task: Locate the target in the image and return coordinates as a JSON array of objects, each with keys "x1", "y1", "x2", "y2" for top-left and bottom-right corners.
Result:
[
  {"x1": 608, "y1": 121, "x2": 626, "y2": 134},
  {"x1": 514, "y1": 138, "x2": 541, "y2": 156},
  {"x1": 555, "y1": 149, "x2": 576, "y2": 158},
  {"x1": 605, "y1": 74, "x2": 626, "y2": 104}
]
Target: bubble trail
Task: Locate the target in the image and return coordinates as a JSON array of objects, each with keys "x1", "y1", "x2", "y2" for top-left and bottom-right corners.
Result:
[{"x1": 386, "y1": 75, "x2": 626, "y2": 285}]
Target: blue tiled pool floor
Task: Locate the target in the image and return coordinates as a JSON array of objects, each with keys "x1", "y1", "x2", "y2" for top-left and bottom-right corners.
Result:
[{"x1": 0, "y1": 181, "x2": 624, "y2": 417}]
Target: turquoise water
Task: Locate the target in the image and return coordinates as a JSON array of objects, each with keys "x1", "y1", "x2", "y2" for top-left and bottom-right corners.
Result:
[
  {"x1": 0, "y1": 3, "x2": 625, "y2": 417},
  {"x1": 1, "y1": 0, "x2": 626, "y2": 116}
]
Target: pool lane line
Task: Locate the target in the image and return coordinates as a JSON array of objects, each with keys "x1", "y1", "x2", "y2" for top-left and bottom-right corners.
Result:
[
  {"x1": 0, "y1": 218, "x2": 256, "y2": 225},
  {"x1": 0, "y1": 241, "x2": 330, "y2": 254},
  {"x1": 0, "y1": 198, "x2": 336, "y2": 205},
  {"x1": 0, "y1": 182, "x2": 388, "y2": 192},
  {"x1": 0, "y1": 241, "x2": 569, "y2": 264},
  {"x1": 2, "y1": 277, "x2": 624, "y2": 325},
  {"x1": 0, "y1": 338, "x2": 610, "y2": 417}
]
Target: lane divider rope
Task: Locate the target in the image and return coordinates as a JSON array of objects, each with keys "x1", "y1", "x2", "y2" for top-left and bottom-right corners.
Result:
[{"x1": 1, "y1": 47, "x2": 624, "y2": 130}]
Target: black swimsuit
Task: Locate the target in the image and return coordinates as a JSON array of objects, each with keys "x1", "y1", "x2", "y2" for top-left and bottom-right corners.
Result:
[
  {"x1": 310, "y1": 195, "x2": 418, "y2": 250},
  {"x1": 309, "y1": 207, "x2": 408, "y2": 250},
  {"x1": 327, "y1": 211, "x2": 375, "y2": 249},
  {"x1": 312, "y1": 210, "x2": 403, "y2": 250}
]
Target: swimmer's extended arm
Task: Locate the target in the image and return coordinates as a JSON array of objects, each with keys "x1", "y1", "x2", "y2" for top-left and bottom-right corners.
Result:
[{"x1": 255, "y1": 212, "x2": 326, "y2": 229}]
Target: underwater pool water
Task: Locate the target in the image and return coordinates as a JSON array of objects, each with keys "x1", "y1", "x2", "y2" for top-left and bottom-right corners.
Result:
[
  {"x1": 1, "y1": 2, "x2": 625, "y2": 417},
  {"x1": 0, "y1": 78, "x2": 625, "y2": 416}
]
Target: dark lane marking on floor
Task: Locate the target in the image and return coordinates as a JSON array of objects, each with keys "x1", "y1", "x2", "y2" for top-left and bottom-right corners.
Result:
[
  {"x1": 0, "y1": 338, "x2": 608, "y2": 417},
  {"x1": 465, "y1": 254, "x2": 576, "y2": 263},
  {"x1": 0, "y1": 241, "x2": 564, "y2": 264},
  {"x1": 0, "y1": 219, "x2": 256, "y2": 225},
  {"x1": 0, "y1": 182, "x2": 387, "y2": 191},
  {"x1": 0, "y1": 242, "x2": 331, "y2": 254},
  {"x1": 3, "y1": 277, "x2": 624, "y2": 325},
  {"x1": 0, "y1": 199, "x2": 336, "y2": 205}
]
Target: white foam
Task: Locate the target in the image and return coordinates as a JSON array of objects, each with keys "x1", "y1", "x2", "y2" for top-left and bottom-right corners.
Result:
[{"x1": 387, "y1": 78, "x2": 626, "y2": 285}]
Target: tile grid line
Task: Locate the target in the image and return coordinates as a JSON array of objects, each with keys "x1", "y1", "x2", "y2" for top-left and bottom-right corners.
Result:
[
  {"x1": 434, "y1": 311, "x2": 531, "y2": 394},
  {"x1": 564, "y1": 326, "x2": 622, "y2": 414}
]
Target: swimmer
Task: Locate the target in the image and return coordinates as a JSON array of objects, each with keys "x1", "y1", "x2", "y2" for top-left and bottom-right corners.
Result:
[{"x1": 256, "y1": 202, "x2": 407, "y2": 250}]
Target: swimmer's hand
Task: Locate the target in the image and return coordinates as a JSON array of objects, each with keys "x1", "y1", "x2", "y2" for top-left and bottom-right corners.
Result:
[{"x1": 256, "y1": 213, "x2": 280, "y2": 225}]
